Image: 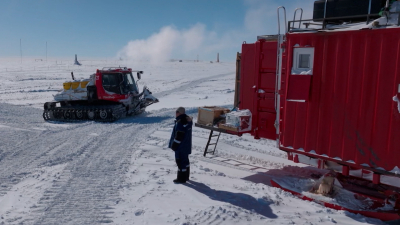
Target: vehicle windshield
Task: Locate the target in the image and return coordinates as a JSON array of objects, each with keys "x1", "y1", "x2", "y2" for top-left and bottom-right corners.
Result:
[{"x1": 122, "y1": 73, "x2": 138, "y2": 94}]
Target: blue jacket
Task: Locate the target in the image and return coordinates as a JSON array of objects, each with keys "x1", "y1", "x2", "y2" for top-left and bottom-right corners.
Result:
[{"x1": 169, "y1": 114, "x2": 192, "y2": 155}]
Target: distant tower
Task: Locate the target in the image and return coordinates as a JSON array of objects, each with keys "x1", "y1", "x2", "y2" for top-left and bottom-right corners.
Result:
[
  {"x1": 74, "y1": 54, "x2": 82, "y2": 66},
  {"x1": 217, "y1": 53, "x2": 219, "y2": 63}
]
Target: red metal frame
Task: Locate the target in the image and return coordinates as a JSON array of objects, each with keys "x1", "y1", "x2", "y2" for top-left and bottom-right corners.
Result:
[
  {"x1": 281, "y1": 146, "x2": 399, "y2": 178},
  {"x1": 271, "y1": 179, "x2": 400, "y2": 221}
]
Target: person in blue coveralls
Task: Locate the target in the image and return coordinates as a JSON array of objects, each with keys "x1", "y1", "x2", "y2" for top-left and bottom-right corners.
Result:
[{"x1": 169, "y1": 107, "x2": 192, "y2": 183}]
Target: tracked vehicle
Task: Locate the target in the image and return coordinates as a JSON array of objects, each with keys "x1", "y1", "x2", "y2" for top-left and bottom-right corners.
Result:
[{"x1": 43, "y1": 67, "x2": 158, "y2": 122}]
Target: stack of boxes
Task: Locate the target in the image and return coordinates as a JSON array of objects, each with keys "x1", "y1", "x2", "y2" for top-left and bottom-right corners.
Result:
[{"x1": 197, "y1": 106, "x2": 252, "y2": 132}]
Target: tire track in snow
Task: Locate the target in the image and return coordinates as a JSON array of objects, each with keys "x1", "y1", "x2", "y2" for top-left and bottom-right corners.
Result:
[
  {"x1": 0, "y1": 105, "x2": 61, "y2": 196},
  {"x1": 28, "y1": 126, "x2": 133, "y2": 224},
  {"x1": 0, "y1": 105, "x2": 107, "y2": 199},
  {"x1": 18, "y1": 109, "x2": 176, "y2": 225},
  {"x1": 0, "y1": 103, "x2": 176, "y2": 224}
]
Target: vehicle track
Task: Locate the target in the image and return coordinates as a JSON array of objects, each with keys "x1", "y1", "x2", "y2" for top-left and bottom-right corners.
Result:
[
  {"x1": 30, "y1": 113, "x2": 176, "y2": 225},
  {"x1": 0, "y1": 103, "x2": 176, "y2": 225}
]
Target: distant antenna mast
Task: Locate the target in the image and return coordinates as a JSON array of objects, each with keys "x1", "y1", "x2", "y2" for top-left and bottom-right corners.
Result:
[
  {"x1": 46, "y1": 41, "x2": 47, "y2": 62},
  {"x1": 20, "y1": 39, "x2": 22, "y2": 64},
  {"x1": 74, "y1": 54, "x2": 81, "y2": 66}
]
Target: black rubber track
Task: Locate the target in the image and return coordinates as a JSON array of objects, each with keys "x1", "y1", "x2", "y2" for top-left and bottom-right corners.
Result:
[{"x1": 43, "y1": 104, "x2": 126, "y2": 122}]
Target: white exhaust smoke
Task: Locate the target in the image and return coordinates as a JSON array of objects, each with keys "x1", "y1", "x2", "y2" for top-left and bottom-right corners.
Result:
[{"x1": 117, "y1": 24, "x2": 206, "y2": 63}]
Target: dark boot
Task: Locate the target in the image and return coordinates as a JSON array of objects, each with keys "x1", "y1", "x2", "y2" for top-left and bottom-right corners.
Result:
[
  {"x1": 173, "y1": 170, "x2": 186, "y2": 184},
  {"x1": 173, "y1": 170, "x2": 180, "y2": 183},
  {"x1": 185, "y1": 166, "x2": 190, "y2": 181}
]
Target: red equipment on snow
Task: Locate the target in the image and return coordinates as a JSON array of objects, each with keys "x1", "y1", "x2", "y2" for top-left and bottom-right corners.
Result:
[
  {"x1": 43, "y1": 67, "x2": 158, "y2": 122},
  {"x1": 233, "y1": 0, "x2": 400, "y2": 221}
]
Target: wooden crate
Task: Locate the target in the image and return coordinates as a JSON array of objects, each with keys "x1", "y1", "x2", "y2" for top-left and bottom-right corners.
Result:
[{"x1": 197, "y1": 106, "x2": 230, "y2": 125}]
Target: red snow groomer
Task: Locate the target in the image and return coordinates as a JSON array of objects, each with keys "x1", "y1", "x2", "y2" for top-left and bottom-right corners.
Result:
[
  {"x1": 43, "y1": 67, "x2": 158, "y2": 122},
  {"x1": 233, "y1": 0, "x2": 400, "y2": 221}
]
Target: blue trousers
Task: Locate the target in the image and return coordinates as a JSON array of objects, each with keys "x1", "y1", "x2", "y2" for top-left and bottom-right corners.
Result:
[{"x1": 175, "y1": 150, "x2": 189, "y2": 171}]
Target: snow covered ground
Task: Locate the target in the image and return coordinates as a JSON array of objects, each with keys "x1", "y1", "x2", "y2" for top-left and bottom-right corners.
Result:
[{"x1": 0, "y1": 57, "x2": 387, "y2": 224}]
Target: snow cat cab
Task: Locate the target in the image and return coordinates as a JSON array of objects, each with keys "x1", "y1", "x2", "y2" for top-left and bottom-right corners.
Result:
[{"x1": 43, "y1": 67, "x2": 159, "y2": 122}]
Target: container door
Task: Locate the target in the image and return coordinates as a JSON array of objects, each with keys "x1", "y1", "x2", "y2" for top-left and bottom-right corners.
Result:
[
  {"x1": 239, "y1": 40, "x2": 278, "y2": 140},
  {"x1": 255, "y1": 41, "x2": 278, "y2": 140}
]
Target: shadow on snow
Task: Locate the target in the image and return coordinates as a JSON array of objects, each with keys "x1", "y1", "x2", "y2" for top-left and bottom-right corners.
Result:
[{"x1": 184, "y1": 180, "x2": 278, "y2": 219}]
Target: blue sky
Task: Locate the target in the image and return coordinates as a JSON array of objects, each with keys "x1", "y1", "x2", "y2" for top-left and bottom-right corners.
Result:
[{"x1": 0, "y1": 0, "x2": 314, "y2": 62}]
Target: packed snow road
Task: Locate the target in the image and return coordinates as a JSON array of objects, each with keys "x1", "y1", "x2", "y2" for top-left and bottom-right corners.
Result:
[
  {"x1": 0, "y1": 103, "x2": 173, "y2": 224},
  {"x1": 0, "y1": 59, "x2": 385, "y2": 225}
]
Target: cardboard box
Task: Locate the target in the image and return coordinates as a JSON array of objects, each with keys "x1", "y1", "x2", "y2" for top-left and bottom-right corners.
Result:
[{"x1": 197, "y1": 106, "x2": 230, "y2": 125}]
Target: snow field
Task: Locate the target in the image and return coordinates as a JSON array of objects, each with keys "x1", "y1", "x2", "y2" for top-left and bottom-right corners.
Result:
[{"x1": 0, "y1": 58, "x2": 385, "y2": 224}]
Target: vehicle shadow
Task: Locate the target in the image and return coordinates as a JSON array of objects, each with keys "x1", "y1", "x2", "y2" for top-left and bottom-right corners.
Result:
[{"x1": 184, "y1": 180, "x2": 278, "y2": 219}]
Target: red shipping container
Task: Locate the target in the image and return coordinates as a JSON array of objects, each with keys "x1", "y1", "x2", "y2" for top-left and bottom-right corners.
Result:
[{"x1": 239, "y1": 28, "x2": 400, "y2": 176}]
